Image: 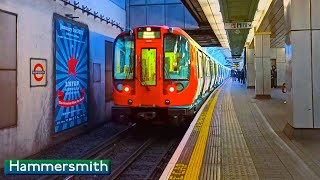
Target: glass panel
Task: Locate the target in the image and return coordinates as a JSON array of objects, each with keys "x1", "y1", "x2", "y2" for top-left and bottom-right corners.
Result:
[
  {"x1": 164, "y1": 34, "x2": 190, "y2": 80},
  {"x1": 114, "y1": 36, "x2": 134, "y2": 79},
  {"x1": 141, "y1": 48, "x2": 156, "y2": 86}
]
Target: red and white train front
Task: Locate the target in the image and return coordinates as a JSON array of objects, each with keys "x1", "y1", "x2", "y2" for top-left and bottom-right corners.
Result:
[{"x1": 112, "y1": 26, "x2": 229, "y2": 125}]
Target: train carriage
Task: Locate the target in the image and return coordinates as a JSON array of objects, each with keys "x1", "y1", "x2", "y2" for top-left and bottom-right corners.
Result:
[{"x1": 112, "y1": 26, "x2": 230, "y2": 126}]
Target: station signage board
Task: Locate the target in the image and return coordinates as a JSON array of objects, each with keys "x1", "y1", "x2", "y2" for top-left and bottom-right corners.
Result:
[
  {"x1": 225, "y1": 22, "x2": 252, "y2": 29},
  {"x1": 53, "y1": 13, "x2": 89, "y2": 133},
  {"x1": 30, "y1": 58, "x2": 47, "y2": 87}
]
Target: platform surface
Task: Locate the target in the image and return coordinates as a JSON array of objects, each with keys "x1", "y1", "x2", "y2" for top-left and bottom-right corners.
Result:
[{"x1": 161, "y1": 80, "x2": 320, "y2": 180}]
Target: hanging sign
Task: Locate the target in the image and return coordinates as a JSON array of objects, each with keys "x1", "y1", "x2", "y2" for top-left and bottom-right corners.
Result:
[
  {"x1": 53, "y1": 14, "x2": 89, "y2": 133},
  {"x1": 225, "y1": 22, "x2": 252, "y2": 29}
]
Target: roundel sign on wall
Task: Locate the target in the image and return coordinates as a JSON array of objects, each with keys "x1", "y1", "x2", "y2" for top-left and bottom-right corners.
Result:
[{"x1": 30, "y1": 58, "x2": 47, "y2": 87}]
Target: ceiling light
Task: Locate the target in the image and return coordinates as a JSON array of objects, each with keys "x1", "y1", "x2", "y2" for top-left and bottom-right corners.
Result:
[
  {"x1": 245, "y1": 0, "x2": 273, "y2": 46},
  {"x1": 198, "y1": 0, "x2": 230, "y2": 49}
]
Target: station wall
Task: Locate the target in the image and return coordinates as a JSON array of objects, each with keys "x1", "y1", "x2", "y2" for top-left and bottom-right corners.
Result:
[{"x1": 0, "y1": 0, "x2": 124, "y2": 167}]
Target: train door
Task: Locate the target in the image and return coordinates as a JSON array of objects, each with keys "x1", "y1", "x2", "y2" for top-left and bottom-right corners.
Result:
[
  {"x1": 218, "y1": 65, "x2": 221, "y2": 84},
  {"x1": 204, "y1": 56, "x2": 210, "y2": 93},
  {"x1": 136, "y1": 46, "x2": 162, "y2": 106},
  {"x1": 196, "y1": 51, "x2": 204, "y2": 99},
  {"x1": 201, "y1": 53, "x2": 207, "y2": 96},
  {"x1": 209, "y1": 61, "x2": 214, "y2": 90},
  {"x1": 215, "y1": 63, "x2": 219, "y2": 85},
  {"x1": 212, "y1": 62, "x2": 217, "y2": 87}
]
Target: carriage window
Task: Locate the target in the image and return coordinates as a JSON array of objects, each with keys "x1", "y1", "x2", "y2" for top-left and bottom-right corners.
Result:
[
  {"x1": 164, "y1": 34, "x2": 190, "y2": 80},
  {"x1": 114, "y1": 36, "x2": 134, "y2": 79}
]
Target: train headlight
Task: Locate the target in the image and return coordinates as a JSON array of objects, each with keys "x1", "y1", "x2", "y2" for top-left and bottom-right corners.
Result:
[
  {"x1": 116, "y1": 84, "x2": 123, "y2": 91},
  {"x1": 123, "y1": 85, "x2": 131, "y2": 93},
  {"x1": 169, "y1": 86, "x2": 175, "y2": 92},
  {"x1": 128, "y1": 99, "x2": 133, "y2": 105}
]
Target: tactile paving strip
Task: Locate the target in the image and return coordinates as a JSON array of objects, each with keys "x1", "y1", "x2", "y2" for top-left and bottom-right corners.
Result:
[
  {"x1": 169, "y1": 81, "x2": 259, "y2": 180},
  {"x1": 220, "y1": 89, "x2": 259, "y2": 179},
  {"x1": 199, "y1": 87, "x2": 224, "y2": 180},
  {"x1": 169, "y1": 87, "x2": 223, "y2": 180}
]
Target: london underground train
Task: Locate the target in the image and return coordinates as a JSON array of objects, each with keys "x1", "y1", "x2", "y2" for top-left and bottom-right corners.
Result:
[{"x1": 112, "y1": 26, "x2": 230, "y2": 126}]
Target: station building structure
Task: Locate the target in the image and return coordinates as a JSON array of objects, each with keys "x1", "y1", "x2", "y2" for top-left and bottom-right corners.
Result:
[{"x1": 1, "y1": 0, "x2": 320, "y2": 168}]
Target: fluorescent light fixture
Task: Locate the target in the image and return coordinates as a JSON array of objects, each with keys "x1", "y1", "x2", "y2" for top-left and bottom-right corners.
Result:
[
  {"x1": 198, "y1": 0, "x2": 230, "y2": 49},
  {"x1": 257, "y1": 0, "x2": 268, "y2": 11},
  {"x1": 245, "y1": 0, "x2": 273, "y2": 46}
]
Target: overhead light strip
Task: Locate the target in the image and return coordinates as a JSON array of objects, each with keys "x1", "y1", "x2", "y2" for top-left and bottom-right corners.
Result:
[
  {"x1": 245, "y1": 0, "x2": 273, "y2": 46},
  {"x1": 198, "y1": 0, "x2": 230, "y2": 49}
]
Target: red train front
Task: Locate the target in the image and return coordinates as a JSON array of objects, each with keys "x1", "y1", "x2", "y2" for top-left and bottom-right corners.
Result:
[{"x1": 112, "y1": 25, "x2": 229, "y2": 126}]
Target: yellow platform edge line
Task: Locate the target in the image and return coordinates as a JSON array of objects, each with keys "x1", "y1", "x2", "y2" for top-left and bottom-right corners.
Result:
[{"x1": 183, "y1": 88, "x2": 222, "y2": 180}]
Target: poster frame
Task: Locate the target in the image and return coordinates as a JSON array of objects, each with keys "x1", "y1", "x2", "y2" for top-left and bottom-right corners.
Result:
[{"x1": 52, "y1": 13, "x2": 90, "y2": 135}]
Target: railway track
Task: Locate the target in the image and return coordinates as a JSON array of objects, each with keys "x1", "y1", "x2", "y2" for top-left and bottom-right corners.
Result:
[
  {"x1": 105, "y1": 137, "x2": 156, "y2": 180},
  {"x1": 38, "y1": 123, "x2": 137, "y2": 180},
  {"x1": 35, "y1": 124, "x2": 184, "y2": 180},
  {"x1": 113, "y1": 138, "x2": 178, "y2": 180}
]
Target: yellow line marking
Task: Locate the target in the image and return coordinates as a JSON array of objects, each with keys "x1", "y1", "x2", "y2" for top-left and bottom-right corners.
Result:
[{"x1": 183, "y1": 88, "x2": 222, "y2": 180}]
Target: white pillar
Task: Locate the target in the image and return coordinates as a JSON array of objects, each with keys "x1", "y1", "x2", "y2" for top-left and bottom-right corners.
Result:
[
  {"x1": 254, "y1": 33, "x2": 271, "y2": 98},
  {"x1": 246, "y1": 48, "x2": 255, "y2": 88},
  {"x1": 284, "y1": 0, "x2": 320, "y2": 133}
]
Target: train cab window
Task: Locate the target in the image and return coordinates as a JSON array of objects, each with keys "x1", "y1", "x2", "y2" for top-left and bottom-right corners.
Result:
[
  {"x1": 114, "y1": 35, "x2": 135, "y2": 80},
  {"x1": 164, "y1": 34, "x2": 190, "y2": 80}
]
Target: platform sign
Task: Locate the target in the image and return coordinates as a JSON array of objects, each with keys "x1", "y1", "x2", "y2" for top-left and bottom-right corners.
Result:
[
  {"x1": 30, "y1": 58, "x2": 47, "y2": 87},
  {"x1": 225, "y1": 22, "x2": 252, "y2": 29},
  {"x1": 53, "y1": 14, "x2": 89, "y2": 133}
]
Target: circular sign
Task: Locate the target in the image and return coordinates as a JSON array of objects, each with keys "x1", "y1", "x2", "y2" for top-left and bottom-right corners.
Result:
[{"x1": 33, "y1": 63, "x2": 45, "y2": 81}]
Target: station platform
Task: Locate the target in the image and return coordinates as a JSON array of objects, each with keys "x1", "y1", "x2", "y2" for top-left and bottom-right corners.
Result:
[{"x1": 160, "y1": 79, "x2": 320, "y2": 180}]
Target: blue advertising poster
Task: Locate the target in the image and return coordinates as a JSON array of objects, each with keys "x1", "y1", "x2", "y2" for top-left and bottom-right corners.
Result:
[{"x1": 54, "y1": 14, "x2": 89, "y2": 133}]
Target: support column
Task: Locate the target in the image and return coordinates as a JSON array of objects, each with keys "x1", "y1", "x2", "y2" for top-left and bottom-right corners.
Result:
[
  {"x1": 284, "y1": 0, "x2": 320, "y2": 137},
  {"x1": 246, "y1": 48, "x2": 255, "y2": 88},
  {"x1": 254, "y1": 33, "x2": 271, "y2": 98}
]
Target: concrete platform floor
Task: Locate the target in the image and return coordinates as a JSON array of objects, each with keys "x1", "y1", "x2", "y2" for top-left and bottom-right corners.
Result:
[{"x1": 247, "y1": 85, "x2": 320, "y2": 178}]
